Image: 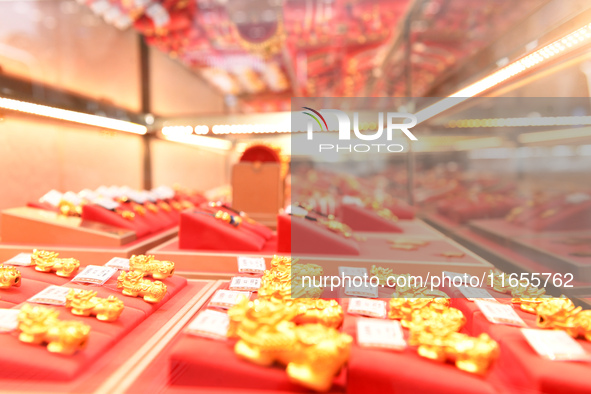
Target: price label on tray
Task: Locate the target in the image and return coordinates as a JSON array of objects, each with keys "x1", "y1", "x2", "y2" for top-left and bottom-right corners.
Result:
[
  {"x1": 28, "y1": 285, "x2": 70, "y2": 306},
  {"x1": 229, "y1": 277, "x2": 261, "y2": 292},
  {"x1": 71, "y1": 265, "x2": 118, "y2": 285},
  {"x1": 475, "y1": 300, "x2": 526, "y2": 327},
  {"x1": 0, "y1": 309, "x2": 20, "y2": 332},
  {"x1": 3, "y1": 253, "x2": 33, "y2": 267},
  {"x1": 209, "y1": 290, "x2": 251, "y2": 309},
  {"x1": 344, "y1": 278, "x2": 378, "y2": 298},
  {"x1": 357, "y1": 318, "x2": 406, "y2": 350},
  {"x1": 458, "y1": 286, "x2": 497, "y2": 302},
  {"x1": 94, "y1": 197, "x2": 120, "y2": 211},
  {"x1": 521, "y1": 328, "x2": 591, "y2": 361},
  {"x1": 347, "y1": 298, "x2": 387, "y2": 318},
  {"x1": 105, "y1": 257, "x2": 130, "y2": 271},
  {"x1": 237, "y1": 257, "x2": 266, "y2": 274},
  {"x1": 338, "y1": 266, "x2": 367, "y2": 278},
  {"x1": 186, "y1": 309, "x2": 230, "y2": 340}
]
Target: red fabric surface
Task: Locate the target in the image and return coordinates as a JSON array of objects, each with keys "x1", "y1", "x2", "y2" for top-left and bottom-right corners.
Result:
[
  {"x1": 179, "y1": 211, "x2": 267, "y2": 252},
  {"x1": 0, "y1": 268, "x2": 187, "y2": 381},
  {"x1": 340, "y1": 204, "x2": 403, "y2": 233},
  {"x1": 384, "y1": 202, "x2": 415, "y2": 220},
  {"x1": 0, "y1": 329, "x2": 115, "y2": 380},
  {"x1": 0, "y1": 277, "x2": 51, "y2": 304},
  {"x1": 525, "y1": 200, "x2": 591, "y2": 232},
  {"x1": 26, "y1": 201, "x2": 60, "y2": 213},
  {"x1": 17, "y1": 266, "x2": 72, "y2": 286},
  {"x1": 278, "y1": 214, "x2": 360, "y2": 255},
  {"x1": 81, "y1": 204, "x2": 149, "y2": 238},
  {"x1": 0, "y1": 300, "x2": 15, "y2": 308}
]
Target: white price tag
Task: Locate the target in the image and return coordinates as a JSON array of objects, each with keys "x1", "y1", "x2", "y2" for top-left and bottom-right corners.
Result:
[
  {"x1": 347, "y1": 298, "x2": 387, "y2": 318},
  {"x1": 458, "y1": 286, "x2": 497, "y2": 302},
  {"x1": 229, "y1": 277, "x2": 261, "y2": 292},
  {"x1": 105, "y1": 257, "x2": 130, "y2": 271},
  {"x1": 94, "y1": 196, "x2": 120, "y2": 211},
  {"x1": 186, "y1": 309, "x2": 230, "y2": 340},
  {"x1": 339, "y1": 266, "x2": 368, "y2": 278},
  {"x1": 39, "y1": 189, "x2": 63, "y2": 207},
  {"x1": 4, "y1": 253, "x2": 33, "y2": 267},
  {"x1": 345, "y1": 280, "x2": 378, "y2": 298},
  {"x1": 357, "y1": 318, "x2": 406, "y2": 350},
  {"x1": 475, "y1": 300, "x2": 526, "y2": 327},
  {"x1": 522, "y1": 328, "x2": 591, "y2": 361},
  {"x1": 209, "y1": 290, "x2": 251, "y2": 309},
  {"x1": 28, "y1": 285, "x2": 70, "y2": 306},
  {"x1": 71, "y1": 265, "x2": 117, "y2": 285},
  {"x1": 237, "y1": 257, "x2": 266, "y2": 274},
  {"x1": 0, "y1": 309, "x2": 20, "y2": 332}
]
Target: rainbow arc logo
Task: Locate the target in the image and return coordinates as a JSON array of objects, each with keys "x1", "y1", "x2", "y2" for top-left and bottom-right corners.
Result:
[{"x1": 302, "y1": 107, "x2": 328, "y2": 131}]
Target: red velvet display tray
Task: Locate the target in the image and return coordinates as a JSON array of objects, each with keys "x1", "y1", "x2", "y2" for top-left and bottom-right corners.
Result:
[
  {"x1": 129, "y1": 282, "x2": 510, "y2": 394},
  {"x1": 0, "y1": 227, "x2": 178, "y2": 267},
  {"x1": 0, "y1": 268, "x2": 188, "y2": 381},
  {"x1": 0, "y1": 279, "x2": 216, "y2": 393}
]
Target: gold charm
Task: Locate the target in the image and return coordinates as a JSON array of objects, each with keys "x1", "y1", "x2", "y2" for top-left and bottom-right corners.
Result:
[
  {"x1": 32, "y1": 250, "x2": 80, "y2": 277},
  {"x1": 116, "y1": 271, "x2": 167, "y2": 303},
  {"x1": 17, "y1": 304, "x2": 90, "y2": 355},
  {"x1": 129, "y1": 255, "x2": 175, "y2": 280},
  {"x1": 285, "y1": 324, "x2": 352, "y2": 392},
  {"x1": 65, "y1": 289, "x2": 124, "y2": 322},
  {"x1": 0, "y1": 265, "x2": 21, "y2": 288},
  {"x1": 228, "y1": 298, "x2": 351, "y2": 392},
  {"x1": 441, "y1": 251, "x2": 465, "y2": 258}
]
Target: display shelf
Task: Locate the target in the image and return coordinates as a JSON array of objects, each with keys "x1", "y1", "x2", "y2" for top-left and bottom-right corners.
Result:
[
  {"x1": 1, "y1": 207, "x2": 136, "y2": 247},
  {"x1": 148, "y1": 220, "x2": 491, "y2": 280},
  {"x1": 0, "y1": 227, "x2": 178, "y2": 267},
  {"x1": 0, "y1": 278, "x2": 217, "y2": 393}
]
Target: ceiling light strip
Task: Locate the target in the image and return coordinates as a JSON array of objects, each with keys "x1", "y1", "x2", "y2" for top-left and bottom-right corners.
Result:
[
  {"x1": 415, "y1": 22, "x2": 591, "y2": 123},
  {"x1": 0, "y1": 96, "x2": 147, "y2": 135}
]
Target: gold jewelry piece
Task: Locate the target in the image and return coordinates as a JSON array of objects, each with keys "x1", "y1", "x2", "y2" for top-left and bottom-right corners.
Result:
[
  {"x1": 158, "y1": 201, "x2": 172, "y2": 212},
  {"x1": 129, "y1": 254, "x2": 175, "y2": 280},
  {"x1": 58, "y1": 200, "x2": 82, "y2": 217},
  {"x1": 413, "y1": 331, "x2": 499, "y2": 375},
  {"x1": 389, "y1": 298, "x2": 451, "y2": 328},
  {"x1": 441, "y1": 251, "x2": 465, "y2": 258},
  {"x1": 117, "y1": 209, "x2": 135, "y2": 220},
  {"x1": 65, "y1": 289, "x2": 124, "y2": 322},
  {"x1": 145, "y1": 202, "x2": 159, "y2": 213},
  {"x1": 214, "y1": 210, "x2": 242, "y2": 227},
  {"x1": 228, "y1": 298, "x2": 351, "y2": 392},
  {"x1": 116, "y1": 271, "x2": 167, "y2": 303},
  {"x1": 31, "y1": 250, "x2": 80, "y2": 277},
  {"x1": 370, "y1": 265, "x2": 393, "y2": 286},
  {"x1": 390, "y1": 244, "x2": 418, "y2": 251},
  {"x1": 317, "y1": 218, "x2": 352, "y2": 238},
  {"x1": 0, "y1": 265, "x2": 21, "y2": 288},
  {"x1": 133, "y1": 205, "x2": 147, "y2": 216},
  {"x1": 17, "y1": 303, "x2": 91, "y2": 355}
]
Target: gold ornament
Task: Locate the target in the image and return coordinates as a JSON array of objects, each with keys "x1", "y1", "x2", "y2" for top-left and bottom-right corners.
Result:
[
  {"x1": 17, "y1": 304, "x2": 90, "y2": 355},
  {"x1": 370, "y1": 265, "x2": 393, "y2": 286},
  {"x1": 228, "y1": 298, "x2": 351, "y2": 392},
  {"x1": 116, "y1": 271, "x2": 167, "y2": 303},
  {"x1": 0, "y1": 265, "x2": 21, "y2": 288},
  {"x1": 413, "y1": 331, "x2": 499, "y2": 375},
  {"x1": 129, "y1": 254, "x2": 175, "y2": 280},
  {"x1": 31, "y1": 250, "x2": 80, "y2": 277},
  {"x1": 65, "y1": 289, "x2": 124, "y2": 322}
]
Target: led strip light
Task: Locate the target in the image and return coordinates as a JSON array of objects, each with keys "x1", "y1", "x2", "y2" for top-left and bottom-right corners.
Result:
[
  {"x1": 446, "y1": 116, "x2": 591, "y2": 128},
  {"x1": 0, "y1": 96, "x2": 147, "y2": 135},
  {"x1": 415, "y1": 22, "x2": 591, "y2": 123}
]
